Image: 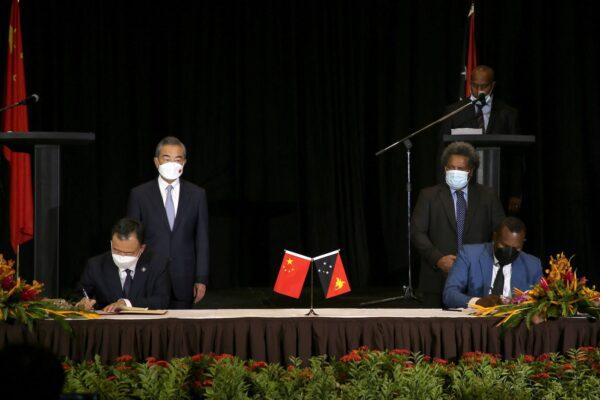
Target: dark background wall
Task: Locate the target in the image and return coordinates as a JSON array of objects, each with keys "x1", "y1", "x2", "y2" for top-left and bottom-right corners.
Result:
[{"x1": 0, "y1": 0, "x2": 598, "y2": 295}]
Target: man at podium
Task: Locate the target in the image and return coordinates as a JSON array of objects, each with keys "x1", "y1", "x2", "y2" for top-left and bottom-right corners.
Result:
[{"x1": 439, "y1": 65, "x2": 523, "y2": 215}]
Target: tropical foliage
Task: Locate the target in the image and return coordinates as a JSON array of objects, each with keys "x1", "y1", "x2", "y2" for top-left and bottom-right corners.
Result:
[
  {"x1": 472, "y1": 253, "x2": 600, "y2": 328},
  {"x1": 62, "y1": 346, "x2": 600, "y2": 399},
  {"x1": 0, "y1": 254, "x2": 98, "y2": 332}
]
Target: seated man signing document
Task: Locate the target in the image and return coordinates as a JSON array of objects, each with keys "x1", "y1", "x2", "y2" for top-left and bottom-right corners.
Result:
[
  {"x1": 77, "y1": 218, "x2": 171, "y2": 312},
  {"x1": 443, "y1": 217, "x2": 542, "y2": 309}
]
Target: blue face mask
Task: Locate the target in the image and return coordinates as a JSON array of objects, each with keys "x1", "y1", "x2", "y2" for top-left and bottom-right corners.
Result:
[{"x1": 445, "y1": 170, "x2": 469, "y2": 190}]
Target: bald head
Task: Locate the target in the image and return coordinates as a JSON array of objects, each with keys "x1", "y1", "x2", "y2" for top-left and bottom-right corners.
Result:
[{"x1": 470, "y1": 65, "x2": 495, "y2": 97}]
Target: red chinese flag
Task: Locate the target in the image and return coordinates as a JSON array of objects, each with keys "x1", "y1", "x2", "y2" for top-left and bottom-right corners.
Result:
[
  {"x1": 2, "y1": 0, "x2": 34, "y2": 252},
  {"x1": 464, "y1": 2, "x2": 477, "y2": 98},
  {"x1": 273, "y1": 250, "x2": 312, "y2": 298},
  {"x1": 314, "y1": 250, "x2": 351, "y2": 299}
]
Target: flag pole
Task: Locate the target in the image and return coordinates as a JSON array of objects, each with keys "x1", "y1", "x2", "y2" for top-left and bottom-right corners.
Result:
[
  {"x1": 16, "y1": 244, "x2": 20, "y2": 278},
  {"x1": 305, "y1": 260, "x2": 318, "y2": 316}
]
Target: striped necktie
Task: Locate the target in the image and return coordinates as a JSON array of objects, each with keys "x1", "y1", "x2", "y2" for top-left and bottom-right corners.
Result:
[
  {"x1": 476, "y1": 105, "x2": 485, "y2": 133},
  {"x1": 456, "y1": 190, "x2": 467, "y2": 249}
]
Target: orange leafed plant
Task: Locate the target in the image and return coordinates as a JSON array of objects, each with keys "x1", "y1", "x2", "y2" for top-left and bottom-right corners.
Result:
[
  {"x1": 1, "y1": 254, "x2": 98, "y2": 332},
  {"x1": 472, "y1": 253, "x2": 600, "y2": 329}
]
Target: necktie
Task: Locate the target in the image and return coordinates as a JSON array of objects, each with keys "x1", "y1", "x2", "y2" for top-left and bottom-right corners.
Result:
[
  {"x1": 456, "y1": 190, "x2": 466, "y2": 249},
  {"x1": 491, "y1": 265, "x2": 505, "y2": 296},
  {"x1": 122, "y1": 269, "x2": 133, "y2": 299},
  {"x1": 476, "y1": 105, "x2": 485, "y2": 133},
  {"x1": 165, "y1": 185, "x2": 175, "y2": 230}
]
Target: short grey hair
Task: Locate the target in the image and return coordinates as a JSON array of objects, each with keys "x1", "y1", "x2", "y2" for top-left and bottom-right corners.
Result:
[
  {"x1": 155, "y1": 136, "x2": 187, "y2": 158},
  {"x1": 441, "y1": 141, "x2": 479, "y2": 170}
]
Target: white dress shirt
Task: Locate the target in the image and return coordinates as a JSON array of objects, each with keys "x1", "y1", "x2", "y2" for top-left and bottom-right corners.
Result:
[
  {"x1": 490, "y1": 255, "x2": 512, "y2": 297},
  {"x1": 468, "y1": 254, "x2": 512, "y2": 307},
  {"x1": 158, "y1": 176, "x2": 180, "y2": 216},
  {"x1": 469, "y1": 94, "x2": 493, "y2": 130}
]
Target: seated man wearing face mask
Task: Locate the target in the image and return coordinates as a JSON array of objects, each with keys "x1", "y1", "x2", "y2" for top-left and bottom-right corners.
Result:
[
  {"x1": 76, "y1": 218, "x2": 171, "y2": 312},
  {"x1": 443, "y1": 217, "x2": 542, "y2": 309},
  {"x1": 412, "y1": 141, "x2": 505, "y2": 307},
  {"x1": 127, "y1": 136, "x2": 209, "y2": 309}
]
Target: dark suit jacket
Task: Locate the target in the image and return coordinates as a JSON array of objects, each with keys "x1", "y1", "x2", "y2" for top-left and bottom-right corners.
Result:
[
  {"x1": 127, "y1": 179, "x2": 209, "y2": 308},
  {"x1": 443, "y1": 243, "x2": 542, "y2": 308},
  {"x1": 440, "y1": 98, "x2": 518, "y2": 135},
  {"x1": 80, "y1": 249, "x2": 171, "y2": 309},
  {"x1": 411, "y1": 183, "x2": 505, "y2": 305},
  {"x1": 439, "y1": 98, "x2": 523, "y2": 198}
]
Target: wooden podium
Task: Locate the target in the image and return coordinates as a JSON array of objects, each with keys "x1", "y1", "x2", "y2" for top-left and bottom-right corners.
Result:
[
  {"x1": 0, "y1": 132, "x2": 95, "y2": 297},
  {"x1": 443, "y1": 134, "x2": 535, "y2": 195}
]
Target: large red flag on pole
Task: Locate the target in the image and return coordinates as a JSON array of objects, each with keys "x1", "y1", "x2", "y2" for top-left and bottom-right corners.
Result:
[
  {"x1": 2, "y1": 0, "x2": 34, "y2": 252},
  {"x1": 459, "y1": 2, "x2": 477, "y2": 100}
]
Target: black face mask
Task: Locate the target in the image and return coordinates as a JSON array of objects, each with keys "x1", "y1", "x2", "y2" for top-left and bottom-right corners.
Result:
[{"x1": 494, "y1": 246, "x2": 520, "y2": 267}]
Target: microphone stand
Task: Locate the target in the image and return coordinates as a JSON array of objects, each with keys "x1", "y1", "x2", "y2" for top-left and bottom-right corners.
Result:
[
  {"x1": 361, "y1": 97, "x2": 481, "y2": 306},
  {"x1": 0, "y1": 95, "x2": 38, "y2": 114}
]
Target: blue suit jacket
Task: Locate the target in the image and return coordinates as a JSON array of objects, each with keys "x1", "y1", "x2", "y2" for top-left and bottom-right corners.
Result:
[
  {"x1": 127, "y1": 179, "x2": 209, "y2": 309},
  {"x1": 443, "y1": 243, "x2": 542, "y2": 308}
]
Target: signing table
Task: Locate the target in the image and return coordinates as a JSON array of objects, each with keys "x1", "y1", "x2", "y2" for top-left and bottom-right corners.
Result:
[{"x1": 1, "y1": 309, "x2": 599, "y2": 363}]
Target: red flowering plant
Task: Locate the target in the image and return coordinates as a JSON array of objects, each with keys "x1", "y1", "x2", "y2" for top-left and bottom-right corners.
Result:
[
  {"x1": 472, "y1": 253, "x2": 600, "y2": 329},
  {"x1": 0, "y1": 254, "x2": 98, "y2": 332},
  {"x1": 60, "y1": 347, "x2": 600, "y2": 398}
]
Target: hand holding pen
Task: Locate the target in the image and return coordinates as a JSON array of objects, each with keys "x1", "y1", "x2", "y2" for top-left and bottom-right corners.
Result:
[{"x1": 76, "y1": 288, "x2": 96, "y2": 310}]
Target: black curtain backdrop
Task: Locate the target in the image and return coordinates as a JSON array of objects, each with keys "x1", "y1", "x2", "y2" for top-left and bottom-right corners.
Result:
[{"x1": 0, "y1": 0, "x2": 598, "y2": 295}]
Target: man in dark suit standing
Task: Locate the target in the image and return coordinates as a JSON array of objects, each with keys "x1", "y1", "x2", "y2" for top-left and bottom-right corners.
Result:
[
  {"x1": 127, "y1": 136, "x2": 209, "y2": 309},
  {"x1": 440, "y1": 65, "x2": 523, "y2": 215},
  {"x1": 77, "y1": 218, "x2": 171, "y2": 311},
  {"x1": 412, "y1": 141, "x2": 505, "y2": 307}
]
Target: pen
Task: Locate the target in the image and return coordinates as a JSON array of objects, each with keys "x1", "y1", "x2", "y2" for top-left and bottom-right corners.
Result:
[{"x1": 82, "y1": 288, "x2": 90, "y2": 299}]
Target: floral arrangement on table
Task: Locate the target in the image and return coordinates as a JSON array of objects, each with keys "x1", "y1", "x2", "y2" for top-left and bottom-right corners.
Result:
[
  {"x1": 0, "y1": 254, "x2": 98, "y2": 332},
  {"x1": 61, "y1": 346, "x2": 600, "y2": 399},
  {"x1": 472, "y1": 253, "x2": 600, "y2": 329}
]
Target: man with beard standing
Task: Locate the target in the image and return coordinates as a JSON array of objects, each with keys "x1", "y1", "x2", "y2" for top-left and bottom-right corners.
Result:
[{"x1": 412, "y1": 141, "x2": 505, "y2": 307}]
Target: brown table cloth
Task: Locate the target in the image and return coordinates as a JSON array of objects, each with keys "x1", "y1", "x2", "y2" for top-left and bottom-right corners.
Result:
[{"x1": 1, "y1": 309, "x2": 599, "y2": 363}]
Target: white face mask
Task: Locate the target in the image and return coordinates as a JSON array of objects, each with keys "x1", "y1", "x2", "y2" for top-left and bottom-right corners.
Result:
[
  {"x1": 112, "y1": 253, "x2": 139, "y2": 271},
  {"x1": 110, "y1": 243, "x2": 142, "y2": 270},
  {"x1": 158, "y1": 162, "x2": 183, "y2": 181},
  {"x1": 445, "y1": 169, "x2": 469, "y2": 190}
]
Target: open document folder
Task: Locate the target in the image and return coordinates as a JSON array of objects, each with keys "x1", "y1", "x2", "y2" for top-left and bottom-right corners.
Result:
[{"x1": 96, "y1": 306, "x2": 168, "y2": 315}]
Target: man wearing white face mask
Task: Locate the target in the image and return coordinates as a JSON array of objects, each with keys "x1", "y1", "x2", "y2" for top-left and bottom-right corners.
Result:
[
  {"x1": 127, "y1": 136, "x2": 209, "y2": 309},
  {"x1": 77, "y1": 218, "x2": 171, "y2": 311},
  {"x1": 412, "y1": 142, "x2": 505, "y2": 307}
]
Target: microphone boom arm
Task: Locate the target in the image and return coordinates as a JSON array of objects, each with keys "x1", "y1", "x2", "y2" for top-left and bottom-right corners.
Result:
[{"x1": 375, "y1": 98, "x2": 478, "y2": 156}]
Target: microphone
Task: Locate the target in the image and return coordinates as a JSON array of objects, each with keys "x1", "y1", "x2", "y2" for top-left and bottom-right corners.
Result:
[
  {"x1": 17, "y1": 93, "x2": 39, "y2": 106},
  {"x1": 473, "y1": 92, "x2": 486, "y2": 107},
  {"x1": 0, "y1": 93, "x2": 40, "y2": 114}
]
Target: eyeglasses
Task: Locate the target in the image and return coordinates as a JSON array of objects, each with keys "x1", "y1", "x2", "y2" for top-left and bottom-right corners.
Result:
[{"x1": 110, "y1": 242, "x2": 141, "y2": 257}]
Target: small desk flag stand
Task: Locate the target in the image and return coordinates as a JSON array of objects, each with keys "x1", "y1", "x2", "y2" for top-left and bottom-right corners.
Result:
[{"x1": 305, "y1": 259, "x2": 318, "y2": 316}]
